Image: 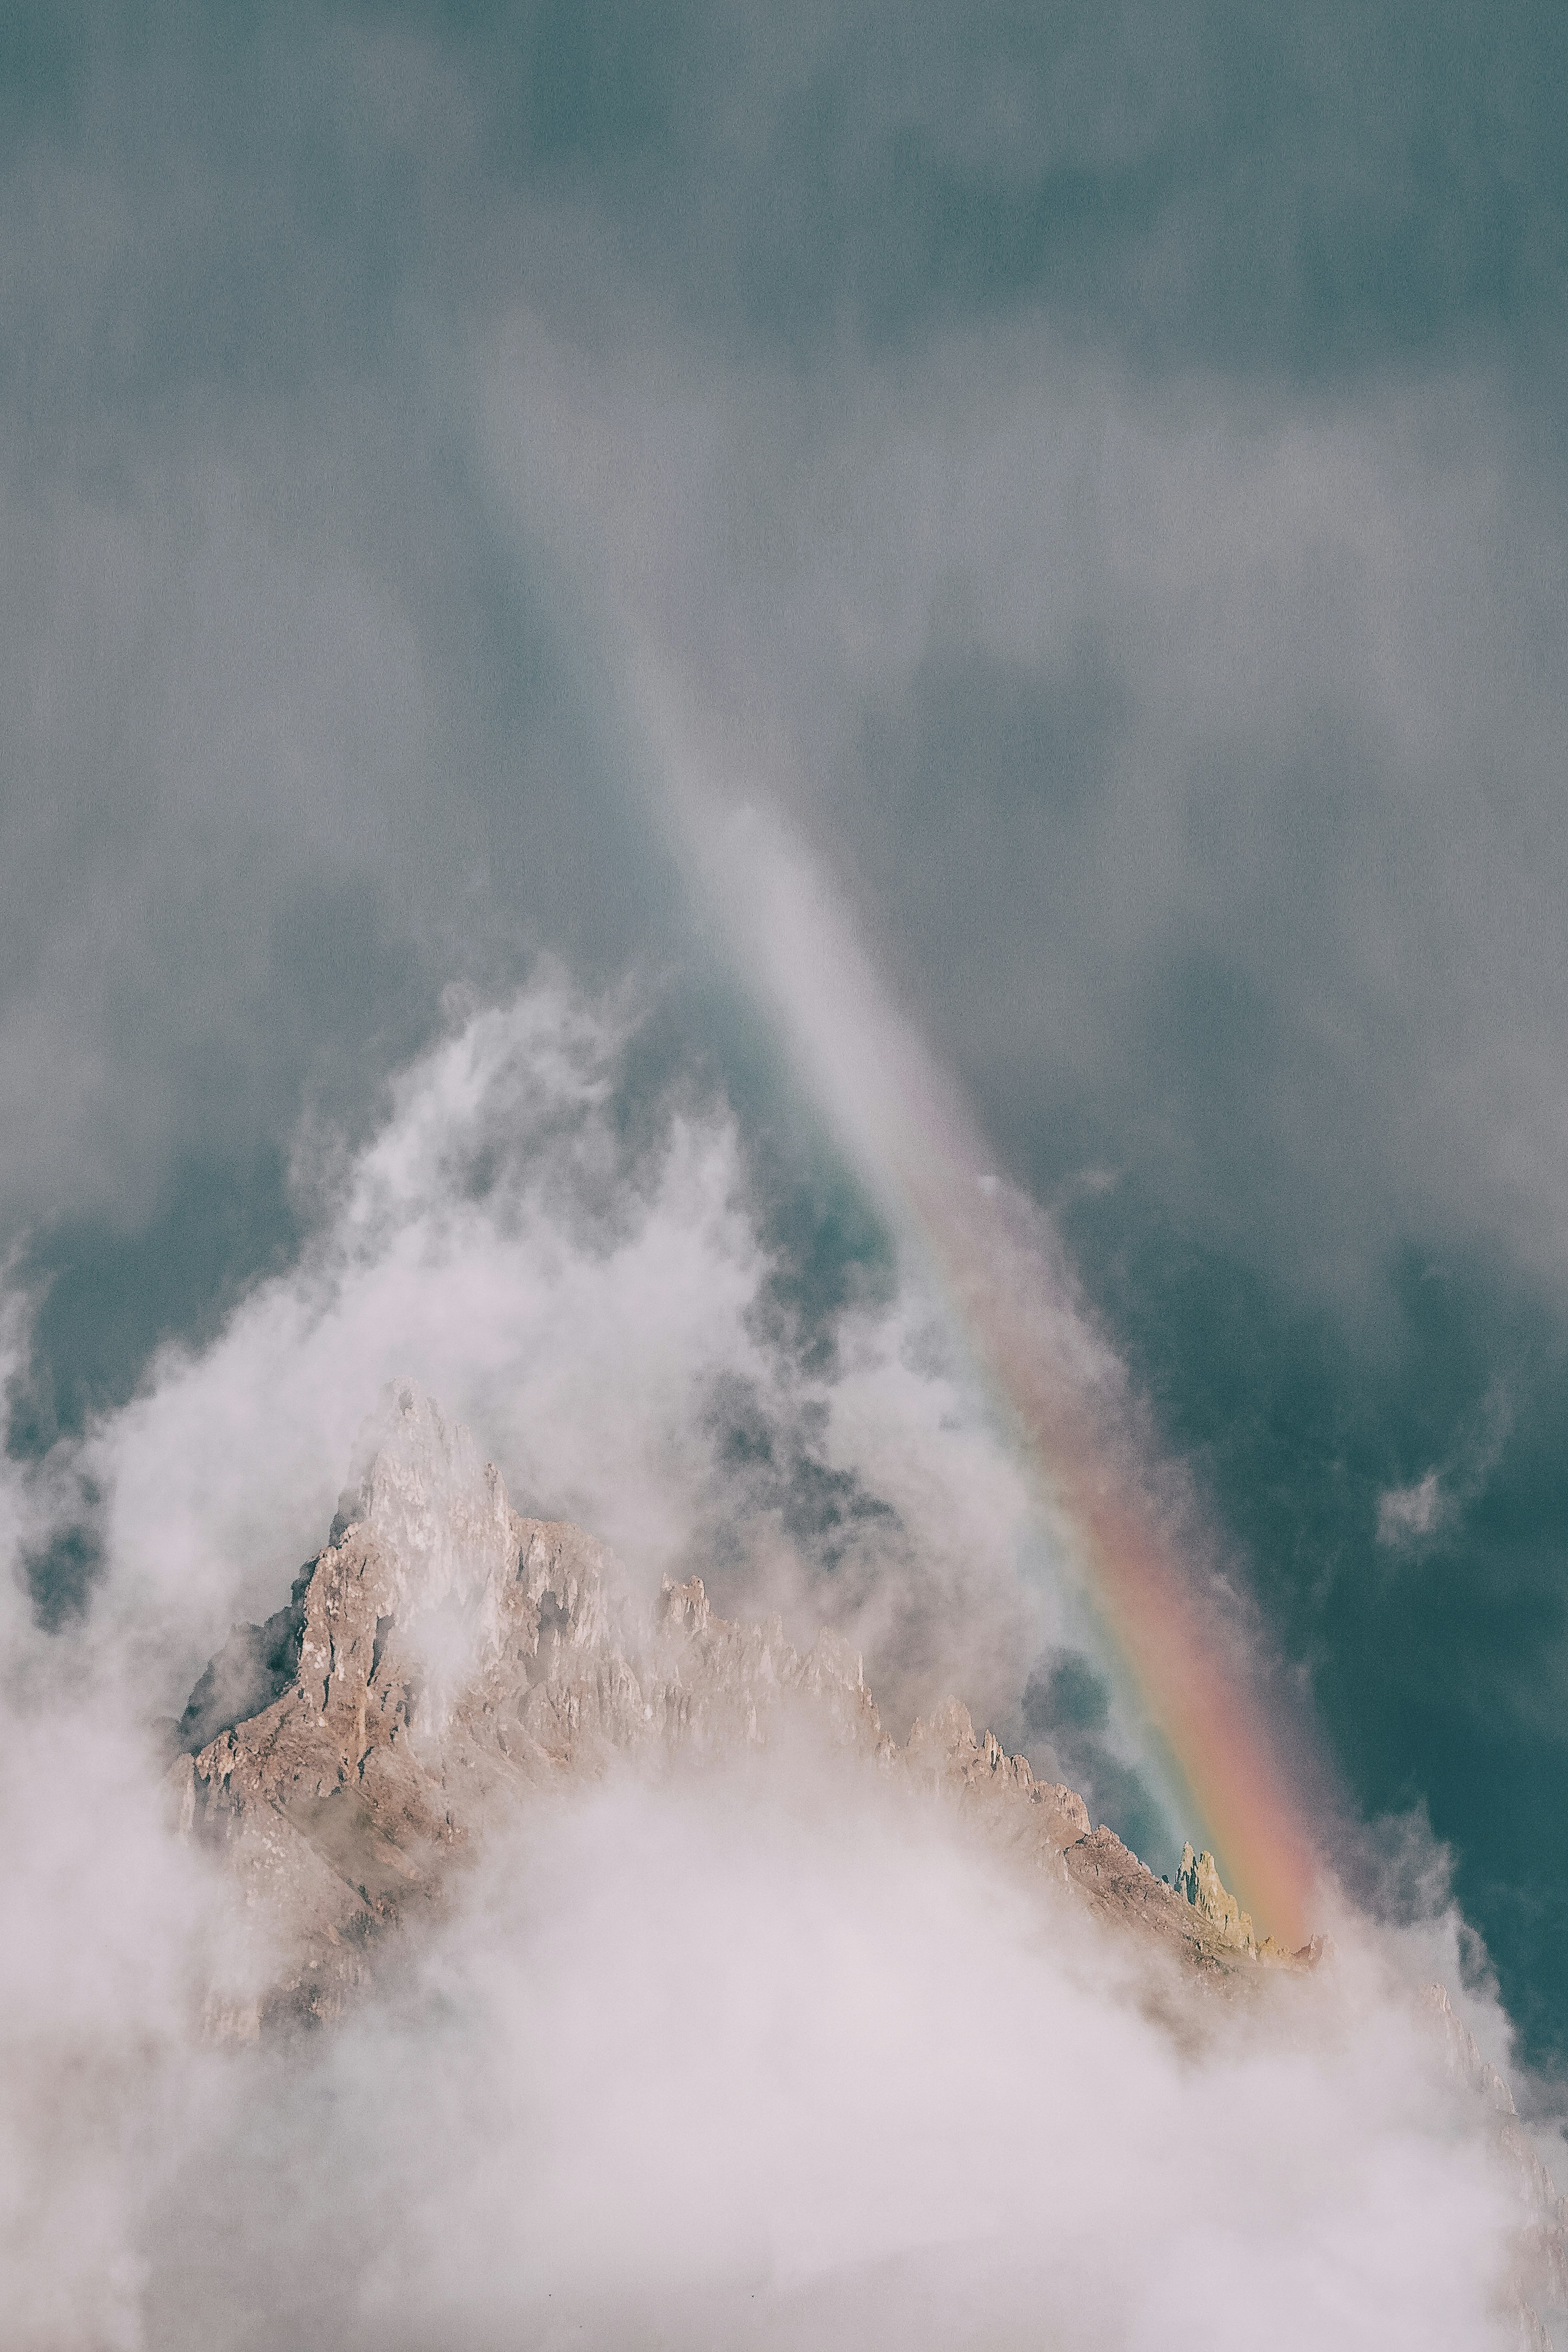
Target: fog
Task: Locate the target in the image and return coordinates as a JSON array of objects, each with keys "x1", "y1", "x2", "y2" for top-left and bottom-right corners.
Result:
[
  {"x1": 39, "y1": 972, "x2": 1048, "y2": 1742},
  {"x1": 3, "y1": 971, "x2": 1560, "y2": 2348},
  {"x1": 143, "y1": 1766, "x2": 1524, "y2": 2352},
  {"x1": 0, "y1": 1633, "x2": 1546, "y2": 2350}
]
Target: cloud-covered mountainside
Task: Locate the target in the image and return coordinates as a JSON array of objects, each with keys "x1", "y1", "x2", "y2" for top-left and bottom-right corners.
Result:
[
  {"x1": 0, "y1": 982, "x2": 1563, "y2": 2349},
  {"x1": 172, "y1": 1378, "x2": 1298, "y2": 2032},
  {"x1": 16, "y1": 1377, "x2": 1565, "y2": 2348}
]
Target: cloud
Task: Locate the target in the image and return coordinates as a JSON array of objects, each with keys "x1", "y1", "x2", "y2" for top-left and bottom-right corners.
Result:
[
  {"x1": 9, "y1": 1, "x2": 1568, "y2": 1323},
  {"x1": 5, "y1": 11, "x2": 1568, "y2": 2335},
  {"x1": 485, "y1": 294, "x2": 1568, "y2": 1328},
  {"x1": 1376, "y1": 1384, "x2": 1513, "y2": 1552},
  {"x1": 6, "y1": 1716, "x2": 1545, "y2": 2350},
  {"x1": 1378, "y1": 1469, "x2": 1450, "y2": 1548},
  {"x1": 2, "y1": 962, "x2": 1558, "y2": 2348},
  {"x1": 181, "y1": 1772, "x2": 1544, "y2": 2350},
  {"x1": 17, "y1": 971, "x2": 1045, "y2": 1748},
  {"x1": 0, "y1": 22, "x2": 679, "y2": 1298},
  {"x1": 1019, "y1": 1645, "x2": 1169, "y2": 1864}
]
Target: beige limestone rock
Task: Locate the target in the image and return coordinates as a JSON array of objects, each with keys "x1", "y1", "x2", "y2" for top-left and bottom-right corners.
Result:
[
  {"x1": 163, "y1": 1382, "x2": 1565, "y2": 2336},
  {"x1": 1173, "y1": 1841, "x2": 1256, "y2": 1954},
  {"x1": 172, "y1": 1382, "x2": 1293, "y2": 2025}
]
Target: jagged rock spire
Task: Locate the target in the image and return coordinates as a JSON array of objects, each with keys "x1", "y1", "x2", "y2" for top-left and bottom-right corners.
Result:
[{"x1": 1173, "y1": 1841, "x2": 1255, "y2": 1954}]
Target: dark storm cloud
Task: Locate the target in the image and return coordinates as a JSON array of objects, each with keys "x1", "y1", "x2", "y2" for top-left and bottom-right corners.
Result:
[
  {"x1": 828, "y1": 375, "x2": 1568, "y2": 1311},
  {"x1": 421, "y1": 0, "x2": 1568, "y2": 375},
  {"x1": 7, "y1": 0, "x2": 1567, "y2": 1324}
]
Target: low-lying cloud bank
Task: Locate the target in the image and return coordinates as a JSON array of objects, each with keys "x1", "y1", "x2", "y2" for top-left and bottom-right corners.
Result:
[
  {"x1": 2, "y1": 972, "x2": 1560, "y2": 2348},
  {"x1": 146, "y1": 1767, "x2": 1538, "y2": 2352}
]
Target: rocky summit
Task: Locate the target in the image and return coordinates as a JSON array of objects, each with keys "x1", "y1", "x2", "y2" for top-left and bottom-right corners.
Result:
[
  {"x1": 169, "y1": 1382, "x2": 1310, "y2": 2033},
  {"x1": 150, "y1": 1387, "x2": 1568, "y2": 2346}
]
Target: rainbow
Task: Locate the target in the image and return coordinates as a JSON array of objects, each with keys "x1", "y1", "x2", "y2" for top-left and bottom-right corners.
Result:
[
  {"x1": 637, "y1": 663, "x2": 1321, "y2": 1946},
  {"x1": 476, "y1": 342, "x2": 1317, "y2": 1936}
]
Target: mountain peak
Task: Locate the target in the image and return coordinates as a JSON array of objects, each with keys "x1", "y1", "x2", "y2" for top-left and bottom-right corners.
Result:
[
  {"x1": 171, "y1": 1391, "x2": 1323, "y2": 2036},
  {"x1": 330, "y1": 1380, "x2": 514, "y2": 1614}
]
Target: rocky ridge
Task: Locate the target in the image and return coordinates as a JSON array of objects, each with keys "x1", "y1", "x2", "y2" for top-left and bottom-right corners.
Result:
[
  {"x1": 161, "y1": 1382, "x2": 1567, "y2": 2343},
  {"x1": 170, "y1": 1385, "x2": 1312, "y2": 2031}
]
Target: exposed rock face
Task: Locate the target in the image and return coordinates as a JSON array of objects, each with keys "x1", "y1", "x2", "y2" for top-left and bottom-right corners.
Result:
[
  {"x1": 159, "y1": 1383, "x2": 1566, "y2": 2344},
  {"x1": 172, "y1": 1383, "x2": 1301, "y2": 2028},
  {"x1": 1174, "y1": 1840, "x2": 1255, "y2": 1954}
]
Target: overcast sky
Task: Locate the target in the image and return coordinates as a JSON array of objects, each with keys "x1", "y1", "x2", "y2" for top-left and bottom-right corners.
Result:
[{"x1": 6, "y1": 3, "x2": 1568, "y2": 2076}]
